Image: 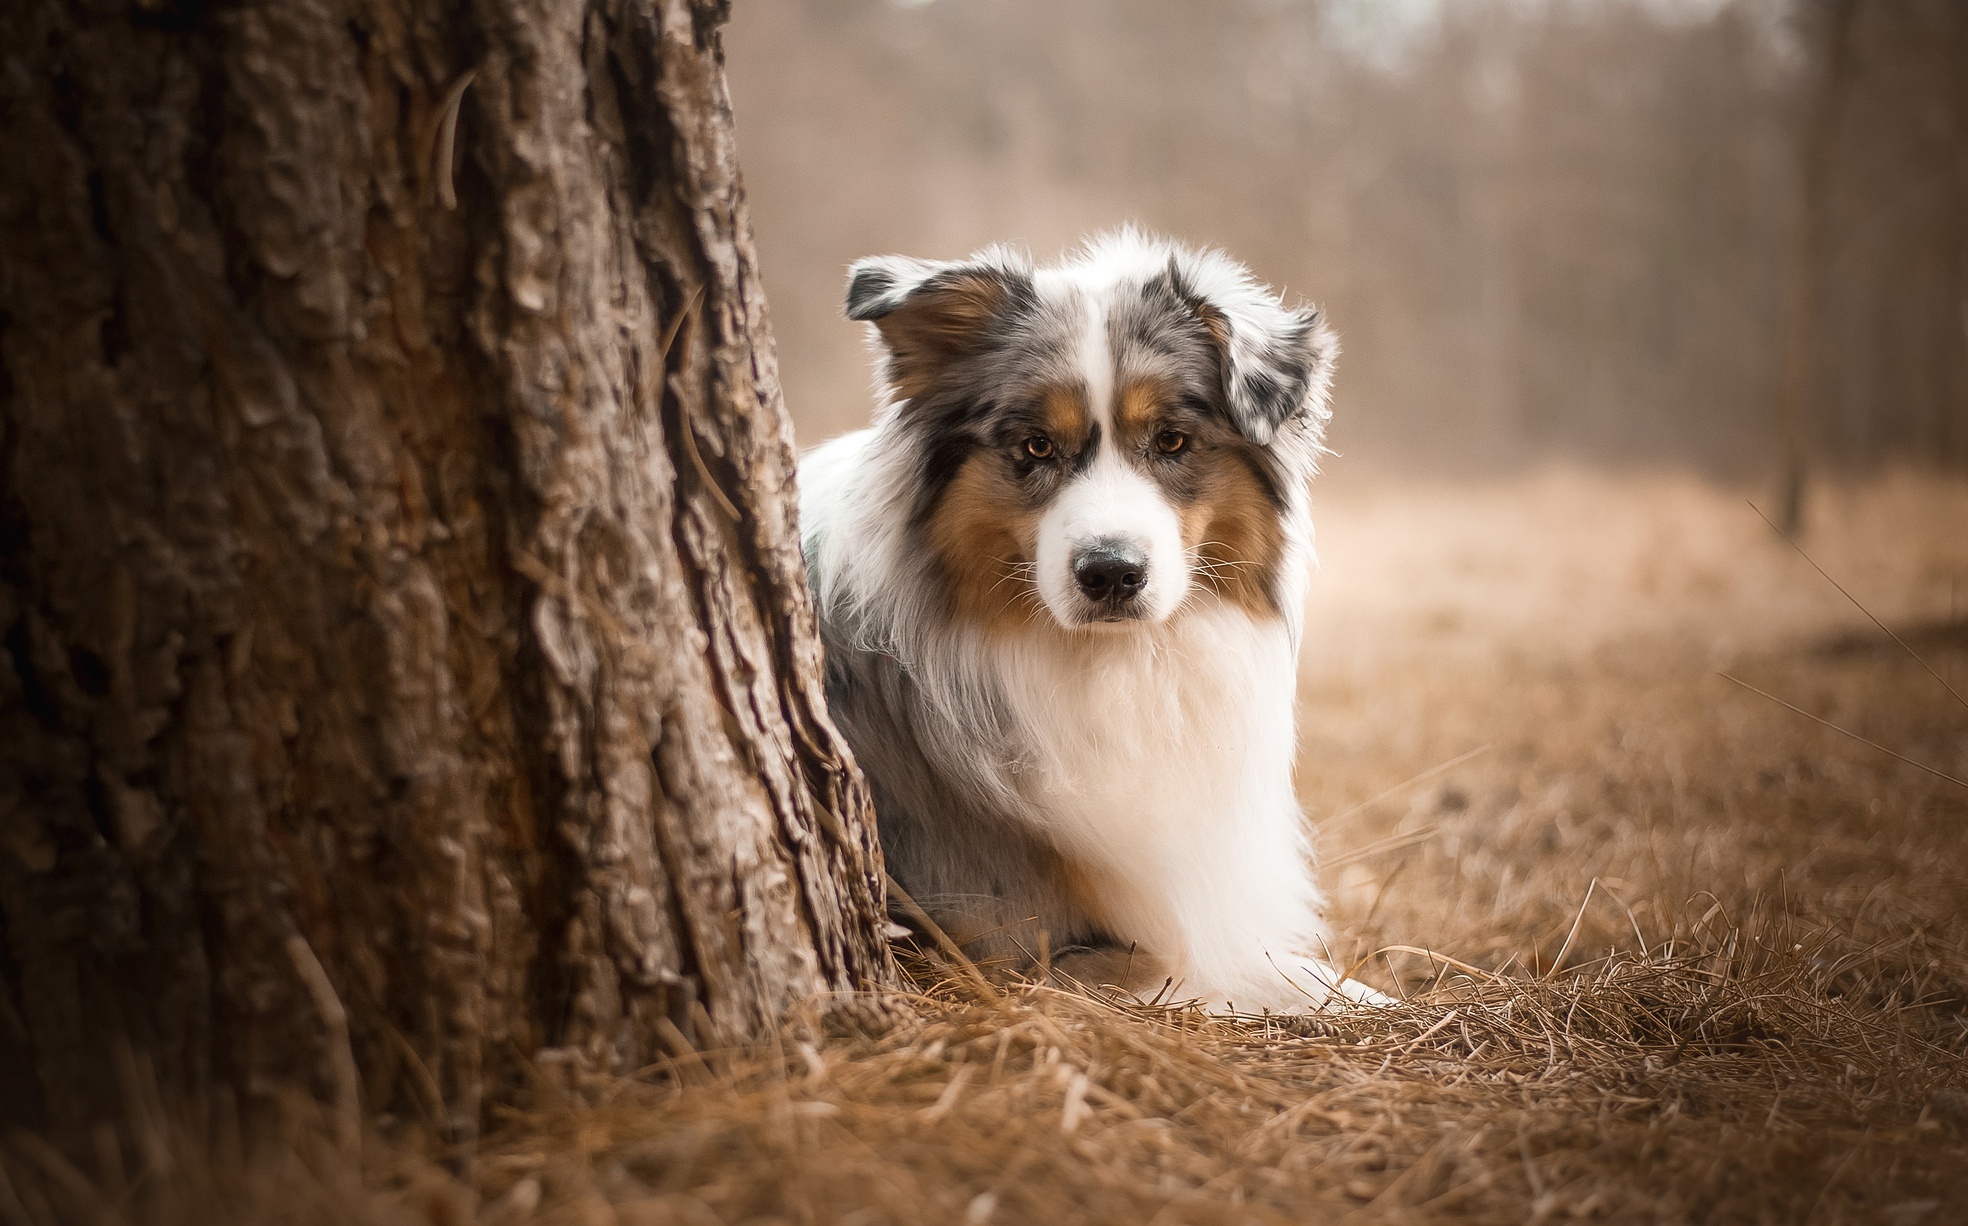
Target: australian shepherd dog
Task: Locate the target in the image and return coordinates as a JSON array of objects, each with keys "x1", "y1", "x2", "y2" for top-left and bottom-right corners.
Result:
[{"x1": 800, "y1": 230, "x2": 1383, "y2": 1012}]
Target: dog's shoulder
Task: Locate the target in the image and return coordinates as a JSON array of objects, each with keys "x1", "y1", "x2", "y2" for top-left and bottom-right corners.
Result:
[
  {"x1": 797, "y1": 427, "x2": 879, "y2": 598},
  {"x1": 797, "y1": 429, "x2": 874, "y2": 539}
]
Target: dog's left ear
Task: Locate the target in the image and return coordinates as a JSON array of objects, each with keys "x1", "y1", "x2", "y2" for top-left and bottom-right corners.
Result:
[
  {"x1": 845, "y1": 251, "x2": 1033, "y2": 403},
  {"x1": 1167, "y1": 255, "x2": 1336, "y2": 447}
]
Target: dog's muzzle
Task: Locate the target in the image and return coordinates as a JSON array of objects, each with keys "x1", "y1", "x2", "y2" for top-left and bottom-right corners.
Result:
[{"x1": 1071, "y1": 538, "x2": 1148, "y2": 616}]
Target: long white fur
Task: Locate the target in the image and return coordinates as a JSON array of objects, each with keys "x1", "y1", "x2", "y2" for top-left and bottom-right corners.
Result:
[{"x1": 803, "y1": 231, "x2": 1379, "y2": 1011}]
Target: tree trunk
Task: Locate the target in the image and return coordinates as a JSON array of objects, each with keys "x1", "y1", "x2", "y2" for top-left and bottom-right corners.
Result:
[
  {"x1": 0, "y1": 0, "x2": 891, "y2": 1149},
  {"x1": 1951, "y1": 3, "x2": 1968, "y2": 468}
]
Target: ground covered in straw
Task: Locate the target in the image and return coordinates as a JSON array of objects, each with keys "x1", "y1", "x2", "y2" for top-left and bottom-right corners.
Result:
[{"x1": 9, "y1": 469, "x2": 1967, "y2": 1224}]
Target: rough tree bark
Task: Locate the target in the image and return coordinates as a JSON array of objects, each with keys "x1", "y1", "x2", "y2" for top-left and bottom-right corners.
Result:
[
  {"x1": 1952, "y1": 4, "x2": 1968, "y2": 466},
  {"x1": 0, "y1": 0, "x2": 891, "y2": 1147}
]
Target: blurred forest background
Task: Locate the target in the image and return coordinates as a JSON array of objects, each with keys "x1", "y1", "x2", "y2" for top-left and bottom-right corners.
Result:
[{"x1": 726, "y1": 0, "x2": 1968, "y2": 481}]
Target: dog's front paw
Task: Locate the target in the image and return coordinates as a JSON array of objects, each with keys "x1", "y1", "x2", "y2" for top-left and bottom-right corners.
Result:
[
  {"x1": 1181, "y1": 958, "x2": 1397, "y2": 1014},
  {"x1": 1045, "y1": 944, "x2": 1173, "y2": 1002},
  {"x1": 1279, "y1": 959, "x2": 1397, "y2": 1010},
  {"x1": 1328, "y1": 973, "x2": 1396, "y2": 1008}
]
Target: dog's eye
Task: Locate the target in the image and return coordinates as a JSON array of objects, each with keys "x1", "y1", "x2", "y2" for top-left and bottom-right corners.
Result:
[
  {"x1": 1155, "y1": 429, "x2": 1190, "y2": 455},
  {"x1": 1022, "y1": 435, "x2": 1055, "y2": 460}
]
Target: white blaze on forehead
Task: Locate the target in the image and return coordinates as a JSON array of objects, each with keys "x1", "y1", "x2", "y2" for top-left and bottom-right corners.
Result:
[
  {"x1": 1028, "y1": 277, "x2": 1193, "y2": 628},
  {"x1": 1077, "y1": 292, "x2": 1116, "y2": 430}
]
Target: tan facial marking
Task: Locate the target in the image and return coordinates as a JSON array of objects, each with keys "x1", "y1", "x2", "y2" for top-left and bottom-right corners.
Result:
[
  {"x1": 925, "y1": 384, "x2": 1091, "y2": 630},
  {"x1": 1116, "y1": 378, "x2": 1168, "y2": 436},
  {"x1": 1117, "y1": 378, "x2": 1285, "y2": 616},
  {"x1": 927, "y1": 458, "x2": 1041, "y2": 627},
  {"x1": 1181, "y1": 461, "x2": 1285, "y2": 616},
  {"x1": 1040, "y1": 384, "x2": 1090, "y2": 442}
]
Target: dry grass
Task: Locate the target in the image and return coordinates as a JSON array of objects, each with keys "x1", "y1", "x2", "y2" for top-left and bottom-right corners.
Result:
[{"x1": 8, "y1": 468, "x2": 1968, "y2": 1224}]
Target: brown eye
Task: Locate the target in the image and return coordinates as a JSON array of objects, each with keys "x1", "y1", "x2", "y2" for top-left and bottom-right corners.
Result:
[
  {"x1": 1023, "y1": 435, "x2": 1055, "y2": 460},
  {"x1": 1155, "y1": 429, "x2": 1189, "y2": 455}
]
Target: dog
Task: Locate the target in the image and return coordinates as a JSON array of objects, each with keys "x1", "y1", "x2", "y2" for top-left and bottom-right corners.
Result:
[{"x1": 799, "y1": 229, "x2": 1383, "y2": 1012}]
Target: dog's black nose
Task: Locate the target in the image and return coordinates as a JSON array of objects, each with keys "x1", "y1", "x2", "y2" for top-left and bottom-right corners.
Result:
[{"x1": 1073, "y1": 541, "x2": 1148, "y2": 603}]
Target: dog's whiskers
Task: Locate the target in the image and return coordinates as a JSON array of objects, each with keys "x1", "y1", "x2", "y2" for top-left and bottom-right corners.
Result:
[
  {"x1": 1184, "y1": 542, "x2": 1260, "y2": 591},
  {"x1": 978, "y1": 556, "x2": 1042, "y2": 612}
]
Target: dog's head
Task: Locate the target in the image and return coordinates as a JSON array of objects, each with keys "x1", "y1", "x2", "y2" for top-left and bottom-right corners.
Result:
[{"x1": 846, "y1": 231, "x2": 1334, "y2": 631}]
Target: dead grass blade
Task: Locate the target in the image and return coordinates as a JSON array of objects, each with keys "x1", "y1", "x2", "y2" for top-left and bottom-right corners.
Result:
[
  {"x1": 1750, "y1": 499, "x2": 1968, "y2": 712},
  {"x1": 1544, "y1": 877, "x2": 1600, "y2": 978},
  {"x1": 1323, "y1": 826, "x2": 1437, "y2": 871},
  {"x1": 1717, "y1": 672, "x2": 1968, "y2": 790},
  {"x1": 1325, "y1": 744, "x2": 1492, "y2": 827},
  {"x1": 881, "y1": 871, "x2": 1001, "y2": 1001},
  {"x1": 1372, "y1": 945, "x2": 1504, "y2": 983}
]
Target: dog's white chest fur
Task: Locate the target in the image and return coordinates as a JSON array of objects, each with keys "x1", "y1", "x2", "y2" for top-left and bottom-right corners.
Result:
[{"x1": 982, "y1": 609, "x2": 1332, "y2": 1009}]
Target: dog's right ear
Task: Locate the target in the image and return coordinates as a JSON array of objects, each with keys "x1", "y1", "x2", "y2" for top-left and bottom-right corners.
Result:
[{"x1": 845, "y1": 252, "x2": 1033, "y2": 402}]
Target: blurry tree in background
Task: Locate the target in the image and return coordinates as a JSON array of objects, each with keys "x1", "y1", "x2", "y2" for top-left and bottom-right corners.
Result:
[
  {"x1": 727, "y1": 0, "x2": 1968, "y2": 481},
  {"x1": 1814, "y1": 0, "x2": 1968, "y2": 467},
  {"x1": 1777, "y1": 0, "x2": 1854, "y2": 532}
]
